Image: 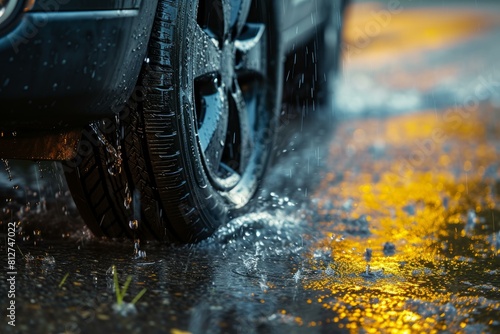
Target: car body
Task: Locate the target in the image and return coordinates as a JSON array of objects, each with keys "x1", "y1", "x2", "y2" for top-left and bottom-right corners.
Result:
[{"x1": 0, "y1": 0, "x2": 348, "y2": 242}]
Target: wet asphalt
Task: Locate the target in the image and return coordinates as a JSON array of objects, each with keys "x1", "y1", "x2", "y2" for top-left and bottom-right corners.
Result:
[{"x1": 1, "y1": 1, "x2": 500, "y2": 333}]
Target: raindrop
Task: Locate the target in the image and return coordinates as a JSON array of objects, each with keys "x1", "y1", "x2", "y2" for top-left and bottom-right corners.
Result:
[
  {"x1": 383, "y1": 242, "x2": 396, "y2": 256},
  {"x1": 90, "y1": 123, "x2": 122, "y2": 176},
  {"x1": 107, "y1": 159, "x2": 122, "y2": 176},
  {"x1": 293, "y1": 269, "x2": 301, "y2": 283},
  {"x1": 112, "y1": 302, "x2": 137, "y2": 316},
  {"x1": 132, "y1": 189, "x2": 141, "y2": 222},
  {"x1": 124, "y1": 183, "x2": 132, "y2": 209},
  {"x1": 259, "y1": 274, "x2": 268, "y2": 292},
  {"x1": 242, "y1": 255, "x2": 258, "y2": 274},
  {"x1": 364, "y1": 248, "x2": 372, "y2": 262},
  {"x1": 35, "y1": 161, "x2": 45, "y2": 180},
  {"x1": 42, "y1": 255, "x2": 55, "y2": 265},
  {"x1": 106, "y1": 265, "x2": 116, "y2": 277},
  {"x1": 325, "y1": 264, "x2": 335, "y2": 276},
  {"x1": 342, "y1": 199, "x2": 353, "y2": 211},
  {"x1": 133, "y1": 239, "x2": 147, "y2": 259},
  {"x1": 129, "y1": 220, "x2": 139, "y2": 230},
  {"x1": 465, "y1": 210, "x2": 477, "y2": 235},
  {"x1": 24, "y1": 253, "x2": 34, "y2": 262}
]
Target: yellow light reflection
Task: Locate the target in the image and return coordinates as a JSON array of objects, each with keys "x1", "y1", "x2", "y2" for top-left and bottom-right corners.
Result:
[
  {"x1": 300, "y1": 107, "x2": 500, "y2": 332},
  {"x1": 342, "y1": 3, "x2": 500, "y2": 65}
]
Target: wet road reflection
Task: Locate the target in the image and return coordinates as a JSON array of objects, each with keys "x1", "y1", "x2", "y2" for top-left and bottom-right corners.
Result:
[
  {"x1": 301, "y1": 108, "x2": 500, "y2": 332},
  {"x1": 2, "y1": 1, "x2": 500, "y2": 333}
]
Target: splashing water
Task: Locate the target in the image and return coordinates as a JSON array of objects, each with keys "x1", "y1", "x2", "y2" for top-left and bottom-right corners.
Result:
[
  {"x1": 133, "y1": 239, "x2": 146, "y2": 259},
  {"x1": 90, "y1": 122, "x2": 122, "y2": 176},
  {"x1": 124, "y1": 183, "x2": 132, "y2": 209},
  {"x1": 1, "y1": 158, "x2": 12, "y2": 181},
  {"x1": 129, "y1": 220, "x2": 139, "y2": 230}
]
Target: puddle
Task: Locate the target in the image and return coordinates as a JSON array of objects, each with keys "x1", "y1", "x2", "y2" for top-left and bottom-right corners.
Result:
[{"x1": 300, "y1": 108, "x2": 500, "y2": 332}]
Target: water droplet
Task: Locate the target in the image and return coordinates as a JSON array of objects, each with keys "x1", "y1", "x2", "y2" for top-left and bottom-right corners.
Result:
[
  {"x1": 293, "y1": 269, "x2": 301, "y2": 283},
  {"x1": 129, "y1": 220, "x2": 139, "y2": 230},
  {"x1": 259, "y1": 274, "x2": 268, "y2": 292},
  {"x1": 383, "y1": 242, "x2": 396, "y2": 256},
  {"x1": 42, "y1": 255, "x2": 55, "y2": 265},
  {"x1": 106, "y1": 265, "x2": 116, "y2": 277},
  {"x1": 132, "y1": 189, "x2": 141, "y2": 221},
  {"x1": 137, "y1": 250, "x2": 146, "y2": 259},
  {"x1": 242, "y1": 255, "x2": 258, "y2": 274},
  {"x1": 363, "y1": 248, "x2": 373, "y2": 262},
  {"x1": 124, "y1": 183, "x2": 132, "y2": 209},
  {"x1": 112, "y1": 301, "x2": 137, "y2": 316},
  {"x1": 90, "y1": 123, "x2": 123, "y2": 176},
  {"x1": 133, "y1": 239, "x2": 147, "y2": 259},
  {"x1": 107, "y1": 160, "x2": 122, "y2": 176},
  {"x1": 325, "y1": 264, "x2": 336, "y2": 276}
]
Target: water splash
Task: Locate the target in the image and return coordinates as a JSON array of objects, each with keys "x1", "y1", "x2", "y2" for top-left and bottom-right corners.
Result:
[
  {"x1": 129, "y1": 220, "x2": 139, "y2": 230},
  {"x1": 124, "y1": 183, "x2": 132, "y2": 209},
  {"x1": 1, "y1": 158, "x2": 12, "y2": 181},
  {"x1": 383, "y1": 242, "x2": 396, "y2": 256},
  {"x1": 242, "y1": 255, "x2": 258, "y2": 275},
  {"x1": 259, "y1": 274, "x2": 268, "y2": 292},
  {"x1": 465, "y1": 209, "x2": 477, "y2": 236},
  {"x1": 133, "y1": 239, "x2": 146, "y2": 259},
  {"x1": 90, "y1": 122, "x2": 122, "y2": 176},
  {"x1": 42, "y1": 254, "x2": 55, "y2": 265},
  {"x1": 293, "y1": 269, "x2": 301, "y2": 284}
]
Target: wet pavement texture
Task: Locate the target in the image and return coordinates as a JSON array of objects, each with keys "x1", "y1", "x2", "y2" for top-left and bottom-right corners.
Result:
[{"x1": 2, "y1": 1, "x2": 500, "y2": 333}]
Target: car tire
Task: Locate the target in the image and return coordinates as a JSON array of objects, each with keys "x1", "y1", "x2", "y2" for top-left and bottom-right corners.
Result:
[{"x1": 64, "y1": 0, "x2": 282, "y2": 242}]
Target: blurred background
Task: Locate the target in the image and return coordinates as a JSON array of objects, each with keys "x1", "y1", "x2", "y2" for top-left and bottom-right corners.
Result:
[{"x1": 337, "y1": 0, "x2": 500, "y2": 119}]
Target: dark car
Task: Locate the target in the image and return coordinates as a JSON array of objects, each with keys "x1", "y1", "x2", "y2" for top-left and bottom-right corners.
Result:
[{"x1": 0, "y1": 0, "x2": 347, "y2": 242}]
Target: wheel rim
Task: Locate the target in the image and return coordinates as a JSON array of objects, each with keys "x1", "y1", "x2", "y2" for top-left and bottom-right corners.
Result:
[{"x1": 192, "y1": 0, "x2": 272, "y2": 202}]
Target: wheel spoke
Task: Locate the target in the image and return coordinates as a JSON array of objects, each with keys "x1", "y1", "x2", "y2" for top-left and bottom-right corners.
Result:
[
  {"x1": 235, "y1": 23, "x2": 266, "y2": 77},
  {"x1": 193, "y1": 24, "x2": 222, "y2": 79},
  {"x1": 230, "y1": 79, "x2": 253, "y2": 168},
  {"x1": 230, "y1": 0, "x2": 252, "y2": 37},
  {"x1": 195, "y1": 0, "x2": 271, "y2": 192},
  {"x1": 198, "y1": 87, "x2": 228, "y2": 171},
  {"x1": 221, "y1": 0, "x2": 232, "y2": 39},
  {"x1": 196, "y1": 0, "x2": 225, "y2": 45}
]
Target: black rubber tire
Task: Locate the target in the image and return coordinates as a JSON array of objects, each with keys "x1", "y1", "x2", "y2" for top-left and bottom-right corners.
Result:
[{"x1": 64, "y1": 0, "x2": 282, "y2": 243}]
